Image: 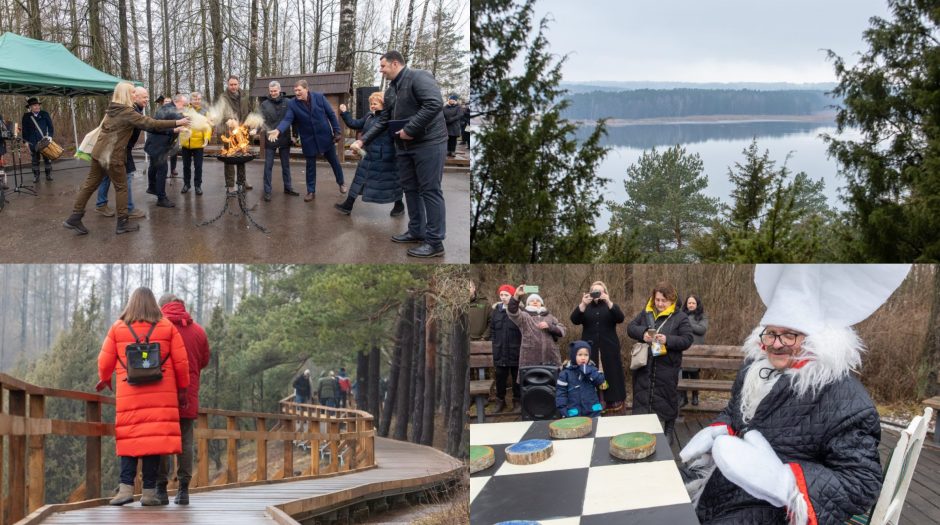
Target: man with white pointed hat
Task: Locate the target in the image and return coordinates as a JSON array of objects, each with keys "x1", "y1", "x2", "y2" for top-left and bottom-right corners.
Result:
[{"x1": 680, "y1": 264, "x2": 911, "y2": 525}]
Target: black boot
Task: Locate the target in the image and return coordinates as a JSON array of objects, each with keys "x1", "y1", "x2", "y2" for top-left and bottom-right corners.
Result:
[
  {"x1": 63, "y1": 213, "x2": 88, "y2": 235},
  {"x1": 390, "y1": 199, "x2": 405, "y2": 216},
  {"x1": 174, "y1": 482, "x2": 189, "y2": 505},
  {"x1": 116, "y1": 217, "x2": 140, "y2": 234},
  {"x1": 333, "y1": 196, "x2": 355, "y2": 215},
  {"x1": 663, "y1": 419, "x2": 676, "y2": 446},
  {"x1": 155, "y1": 482, "x2": 169, "y2": 505}
]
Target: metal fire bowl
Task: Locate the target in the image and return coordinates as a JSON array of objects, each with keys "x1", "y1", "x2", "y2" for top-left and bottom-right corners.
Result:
[{"x1": 215, "y1": 154, "x2": 256, "y2": 165}]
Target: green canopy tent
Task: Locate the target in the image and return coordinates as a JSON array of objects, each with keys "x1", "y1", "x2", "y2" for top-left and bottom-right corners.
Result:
[{"x1": 0, "y1": 32, "x2": 140, "y2": 149}]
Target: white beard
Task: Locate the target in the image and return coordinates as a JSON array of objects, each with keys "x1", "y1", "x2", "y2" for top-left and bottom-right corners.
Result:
[{"x1": 739, "y1": 356, "x2": 783, "y2": 425}]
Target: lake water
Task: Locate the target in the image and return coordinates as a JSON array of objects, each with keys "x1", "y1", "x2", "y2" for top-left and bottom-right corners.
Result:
[{"x1": 576, "y1": 120, "x2": 862, "y2": 229}]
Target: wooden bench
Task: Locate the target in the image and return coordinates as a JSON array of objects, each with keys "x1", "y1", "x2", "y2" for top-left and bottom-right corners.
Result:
[
  {"x1": 471, "y1": 340, "x2": 495, "y2": 423},
  {"x1": 923, "y1": 396, "x2": 940, "y2": 445},
  {"x1": 677, "y1": 345, "x2": 746, "y2": 411}
]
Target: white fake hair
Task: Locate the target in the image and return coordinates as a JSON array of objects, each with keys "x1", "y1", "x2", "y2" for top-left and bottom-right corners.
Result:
[{"x1": 741, "y1": 324, "x2": 865, "y2": 401}]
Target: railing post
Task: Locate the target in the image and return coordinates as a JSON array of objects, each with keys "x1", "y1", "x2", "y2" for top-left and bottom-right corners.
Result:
[
  {"x1": 226, "y1": 416, "x2": 238, "y2": 484},
  {"x1": 329, "y1": 419, "x2": 339, "y2": 473},
  {"x1": 196, "y1": 413, "x2": 209, "y2": 487},
  {"x1": 282, "y1": 430, "x2": 293, "y2": 479},
  {"x1": 84, "y1": 400, "x2": 102, "y2": 500},
  {"x1": 310, "y1": 416, "x2": 319, "y2": 477},
  {"x1": 27, "y1": 394, "x2": 45, "y2": 512},
  {"x1": 8, "y1": 389, "x2": 27, "y2": 522},
  {"x1": 255, "y1": 417, "x2": 267, "y2": 481}
]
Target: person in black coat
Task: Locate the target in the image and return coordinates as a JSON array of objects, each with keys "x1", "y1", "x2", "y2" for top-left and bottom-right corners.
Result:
[
  {"x1": 626, "y1": 281, "x2": 693, "y2": 443},
  {"x1": 144, "y1": 94, "x2": 186, "y2": 208},
  {"x1": 352, "y1": 50, "x2": 449, "y2": 259},
  {"x1": 460, "y1": 103, "x2": 470, "y2": 145},
  {"x1": 0, "y1": 114, "x2": 8, "y2": 190},
  {"x1": 259, "y1": 81, "x2": 299, "y2": 201},
  {"x1": 335, "y1": 91, "x2": 404, "y2": 216},
  {"x1": 489, "y1": 284, "x2": 522, "y2": 413},
  {"x1": 293, "y1": 370, "x2": 312, "y2": 403},
  {"x1": 443, "y1": 95, "x2": 463, "y2": 157},
  {"x1": 21, "y1": 97, "x2": 55, "y2": 183},
  {"x1": 570, "y1": 280, "x2": 626, "y2": 413}
]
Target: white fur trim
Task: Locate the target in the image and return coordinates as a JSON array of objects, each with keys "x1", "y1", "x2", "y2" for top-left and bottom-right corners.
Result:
[
  {"x1": 786, "y1": 481, "x2": 809, "y2": 525},
  {"x1": 685, "y1": 454, "x2": 717, "y2": 510}
]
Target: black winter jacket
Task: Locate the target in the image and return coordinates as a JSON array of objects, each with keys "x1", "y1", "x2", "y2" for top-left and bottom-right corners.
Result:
[
  {"x1": 490, "y1": 303, "x2": 522, "y2": 367},
  {"x1": 125, "y1": 105, "x2": 144, "y2": 173},
  {"x1": 293, "y1": 374, "x2": 312, "y2": 399},
  {"x1": 626, "y1": 308, "x2": 693, "y2": 421},
  {"x1": 360, "y1": 67, "x2": 447, "y2": 150},
  {"x1": 556, "y1": 362, "x2": 605, "y2": 417},
  {"x1": 22, "y1": 110, "x2": 54, "y2": 148},
  {"x1": 697, "y1": 363, "x2": 882, "y2": 525},
  {"x1": 261, "y1": 96, "x2": 292, "y2": 148},
  {"x1": 443, "y1": 104, "x2": 463, "y2": 136},
  {"x1": 144, "y1": 103, "x2": 181, "y2": 160}
]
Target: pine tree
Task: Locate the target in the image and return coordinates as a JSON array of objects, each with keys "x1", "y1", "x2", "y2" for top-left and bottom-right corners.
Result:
[
  {"x1": 470, "y1": 0, "x2": 609, "y2": 262},
  {"x1": 824, "y1": 0, "x2": 940, "y2": 262},
  {"x1": 606, "y1": 145, "x2": 719, "y2": 262}
]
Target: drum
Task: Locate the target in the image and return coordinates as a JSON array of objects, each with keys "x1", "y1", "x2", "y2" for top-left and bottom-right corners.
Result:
[{"x1": 36, "y1": 137, "x2": 63, "y2": 161}]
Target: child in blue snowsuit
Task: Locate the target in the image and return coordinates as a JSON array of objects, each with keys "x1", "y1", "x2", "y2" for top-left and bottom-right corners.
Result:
[{"x1": 556, "y1": 340, "x2": 606, "y2": 418}]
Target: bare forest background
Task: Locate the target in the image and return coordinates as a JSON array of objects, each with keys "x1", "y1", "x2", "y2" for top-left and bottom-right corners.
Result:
[
  {"x1": 0, "y1": 264, "x2": 471, "y2": 502},
  {"x1": 0, "y1": 0, "x2": 469, "y2": 146},
  {"x1": 472, "y1": 264, "x2": 940, "y2": 406}
]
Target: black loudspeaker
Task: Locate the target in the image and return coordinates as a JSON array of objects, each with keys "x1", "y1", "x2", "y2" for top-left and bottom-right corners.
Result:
[
  {"x1": 356, "y1": 86, "x2": 381, "y2": 118},
  {"x1": 519, "y1": 366, "x2": 558, "y2": 421}
]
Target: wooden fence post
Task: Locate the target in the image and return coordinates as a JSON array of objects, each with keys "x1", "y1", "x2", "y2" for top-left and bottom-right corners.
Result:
[
  {"x1": 27, "y1": 394, "x2": 45, "y2": 512},
  {"x1": 84, "y1": 400, "x2": 102, "y2": 500},
  {"x1": 226, "y1": 416, "x2": 238, "y2": 484},
  {"x1": 196, "y1": 412, "x2": 209, "y2": 487},
  {"x1": 255, "y1": 417, "x2": 267, "y2": 482},
  {"x1": 8, "y1": 389, "x2": 27, "y2": 522}
]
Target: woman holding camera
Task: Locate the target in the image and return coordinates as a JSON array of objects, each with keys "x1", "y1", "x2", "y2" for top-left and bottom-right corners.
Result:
[
  {"x1": 626, "y1": 281, "x2": 693, "y2": 443},
  {"x1": 570, "y1": 281, "x2": 626, "y2": 414}
]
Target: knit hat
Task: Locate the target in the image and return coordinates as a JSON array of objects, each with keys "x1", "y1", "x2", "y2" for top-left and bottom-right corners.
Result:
[
  {"x1": 497, "y1": 284, "x2": 516, "y2": 296},
  {"x1": 754, "y1": 264, "x2": 911, "y2": 335},
  {"x1": 448, "y1": 94, "x2": 459, "y2": 101},
  {"x1": 525, "y1": 294, "x2": 544, "y2": 307},
  {"x1": 569, "y1": 340, "x2": 591, "y2": 362}
]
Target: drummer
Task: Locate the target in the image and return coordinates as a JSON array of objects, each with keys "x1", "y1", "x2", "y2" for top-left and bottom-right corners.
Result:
[{"x1": 21, "y1": 97, "x2": 55, "y2": 183}]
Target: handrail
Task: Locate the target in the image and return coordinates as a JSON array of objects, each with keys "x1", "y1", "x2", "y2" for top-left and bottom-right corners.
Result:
[{"x1": 0, "y1": 373, "x2": 376, "y2": 524}]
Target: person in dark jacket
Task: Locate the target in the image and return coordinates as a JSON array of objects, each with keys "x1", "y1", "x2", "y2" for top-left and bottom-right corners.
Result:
[
  {"x1": 318, "y1": 371, "x2": 339, "y2": 407},
  {"x1": 219, "y1": 76, "x2": 253, "y2": 194},
  {"x1": 556, "y1": 341, "x2": 606, "y2": 418},
  {"x1": 64, "y1": 82, "x2": 188, "y2": 235},
  {"x1": 0, "y1": 114, "x2": 9, "y2": 190},
  {"x1": 145, "y1": 93, "x2": 187, "y2": 208},
  {"x1": 460, "y1": 103, "x2": 470, "y2": 145},
  {"x1": 352, "y1": 50, "x2": 449, "y2": 258},
  {"x1": 679, "y1": 265, "x2": 910, "y2": 525},
  {"x1": 270, "y1": 79, "x2": 345, "y2": 201},
  {"x1": 335, "y1": 92, "x2": 404, "y2": 216},
  {"x1": 506, "y1": 286, "x2": 565, "y2": 375},
  {"x1": 680, "y1": 293, "x2": 708, "y2": 407},
  {"x1": 570, "y1": 280, "x2": 626, "y2": 414},
  {"x1": 155, "y1": 293, "x2": 210, "y2": 506},
  {"x1": 293, "y1": 370, "x2": 312, "y2": 403},
  {"x1": 443, "y1": 94, "x2": 463, "y2": 156},
  {"x1": 21, "y1": 97, "x2": 55, "y2": 183},
  {"x1": 259, "y1": 81, "x2": 299, "y2": 201},
  {"x1": 489, "y1": 284, "x2": 522, "y2": 413},
  {"x1": 626, "y1": 281, "x2": 693, "y2": 443},
  {"x1": 96, "y1": 86, "x2": 148, "y2": 220}
]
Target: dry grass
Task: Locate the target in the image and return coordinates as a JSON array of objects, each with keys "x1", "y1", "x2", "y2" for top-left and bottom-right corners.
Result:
[{"x1": 472, "y1": 264, "x2": 937, "y2": 404}]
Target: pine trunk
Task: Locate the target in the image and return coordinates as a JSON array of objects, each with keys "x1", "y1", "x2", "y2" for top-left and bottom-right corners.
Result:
[
  {"x1": 420, "y1": 293, "x2": 437, "y2": 446},
  {"x1": 392, "y1": 296, "x2": 415, "y2": 441},
  {"x1": 409, "y1": 295, "x2": 426, "y2": 444},
  {"x1": 368, "y1": 344, "x2": 381, "y2": 418},
  {"x1": 248, "y1": 0, "x2": 260, "y2": 111},
  {"x1": 355, "y1": 350, "x2": 368, "y2": 409},
  {"x1": 379, "y1": 303, "x2": 408, "y2": 437}
]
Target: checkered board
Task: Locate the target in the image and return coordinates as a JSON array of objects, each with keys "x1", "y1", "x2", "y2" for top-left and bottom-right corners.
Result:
[{"x1": 470, "y1": 415, "x2": 699, "y2": 524}]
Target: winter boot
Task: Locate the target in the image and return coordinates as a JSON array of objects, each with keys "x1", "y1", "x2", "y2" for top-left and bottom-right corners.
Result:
[
  {"x1": 116, "y1": 217, "x2": 140, "y2": 234},
  {"x1": 491, "y1": 399, "x2": 505, "y2": 414},
  {"x1": 334, "y1": 196, "x2": 355, "y2": 215},
  {"x1": 109, "y1": 483, "x2": 134, "y2": 506},
  {"x1": 63, "y1": 213, "x2": 88, "y2": 235},
  {"x1": 679, "y1": 392, "x2": 689, "y2": 408},
  {"x1": 140, "y1": 487, "x2": 161, "y2": 506},
  {"x1": 174, "y1": 482, "x2": 190, "y2": 505},
  {"x1": 390, "y1": 199, "x2": 405, "y2": 216},
  {"x1": 155, "y1": 482, "x2": 169, "y2": 505}
]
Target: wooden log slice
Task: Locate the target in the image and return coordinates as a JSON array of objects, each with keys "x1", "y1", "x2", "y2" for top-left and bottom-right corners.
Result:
[
  {"x1": 549, "y1": 416, "x2": 592, "y2": 439},
  {"x1": 469, "y1": 445, "x2": 495, "y2": 474},
  {"x1": 504, "y1": 439, "x2": 554, "y2": 465},
  {"x1": 609, "y1": 432, "x2": 656, "y2": 460}
]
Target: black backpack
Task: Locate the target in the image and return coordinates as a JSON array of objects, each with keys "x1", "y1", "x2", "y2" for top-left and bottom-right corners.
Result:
[{"x1": 116, "y1": 321, "x2": 166, "y2": 385}]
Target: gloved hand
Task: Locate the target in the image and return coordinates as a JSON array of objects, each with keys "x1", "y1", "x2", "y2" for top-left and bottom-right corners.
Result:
[
  {"x1": 566, "y1": 408, "x2": 579, "y2": 417},
  {"x1": 177, "y1": 388, "x2": 189, "y2": 410},
  {"x1": 679, "y1": 423, "x2": 730, "y2": 463},
  {"x1": 712, "y1": 430, "x2": 797, "y2": 508},
  {"x1": 95, "y1": 378, "x2": 112, "y2": 392}
]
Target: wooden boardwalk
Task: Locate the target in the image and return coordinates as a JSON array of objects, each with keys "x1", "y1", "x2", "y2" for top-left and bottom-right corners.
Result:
[
  {"x1": 674, "y1": 415, "x2": 940, "y2": 525},
  {"x1": 31, "y1": 438, "x2": 464, "y2": 525}
]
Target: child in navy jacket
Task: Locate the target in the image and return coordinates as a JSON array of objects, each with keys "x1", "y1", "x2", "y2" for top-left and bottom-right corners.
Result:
[{"x1": 556, "y1": 340, "x2": 606, "y2": 418}]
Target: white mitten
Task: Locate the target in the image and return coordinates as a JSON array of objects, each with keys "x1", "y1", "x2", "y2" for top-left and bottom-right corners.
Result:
[
  {"x1": 712, "y1": 430, "x2": 797, "y2": 508},
  {"x1": 679, "y1": 424, "x2": 730, "y2": 463}
]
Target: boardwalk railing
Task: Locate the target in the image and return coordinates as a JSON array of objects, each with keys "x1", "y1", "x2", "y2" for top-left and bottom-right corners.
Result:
[{"x1": 0, "y1": 373, "x2": 376, "y2": 524}]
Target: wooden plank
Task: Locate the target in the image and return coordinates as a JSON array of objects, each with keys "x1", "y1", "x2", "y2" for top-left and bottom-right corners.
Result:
[
  {"x1": 470, "y1": 380, "x2": 493, "y2": 396},
  {"x1": 196, "y1": 413, "x2": 209, "y2": 487},
  {"x1": 680, "y1": 357, "x2": 743, "y2": 370},
  {"x1": 255, "y1": 417, "x2": 267, "y2": 482},
  {"x1": 329, "y1": 421, "x2": 339, "y2": 474},
  {"x1": 470, "y1": 340, "x2": 493, "y2": 355},
  {"x1": 677, "y1": 379, "x2": 734, "y2": 392},
  {"x1": 226, "y1": 416, "x2": 238, "y2": 484},
  {"x1": 470, "y1": 354, "x2": 493, "y2": 369},
  {"x1": 283, "y1": 434, "x2": 293, "y2": 479},
  {"x1": 27, "y1": 394, "x2": 45, "y2": 512},
  {"x1": 8, "y1": 389, "x2": 27, "y2": 522},
  {"x1": 683, "y1": 345, "x2": 746, "y2": 358}
]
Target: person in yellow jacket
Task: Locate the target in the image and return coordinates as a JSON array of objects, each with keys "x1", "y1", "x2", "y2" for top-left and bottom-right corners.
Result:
[{"x1": 179, "y1": 91, "x2": 212, "y2": 195}]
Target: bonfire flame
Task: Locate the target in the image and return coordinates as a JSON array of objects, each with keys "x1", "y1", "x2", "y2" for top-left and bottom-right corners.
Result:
[{"x1": 220, "y1": 124, "x2": 251, "y2": 156}]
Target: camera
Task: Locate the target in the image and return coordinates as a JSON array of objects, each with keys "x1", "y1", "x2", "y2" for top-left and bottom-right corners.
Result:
[{"x1": 590, "y1": 290, "x2": 601, "y2": 299}]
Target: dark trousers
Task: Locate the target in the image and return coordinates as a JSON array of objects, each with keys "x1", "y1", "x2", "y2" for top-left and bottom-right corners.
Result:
[
  {"x1": 73, "y1": 159, "x2": 130, "y2": 219},
  {"x1": 338, "y1": 392, "x2": 348, "y2": 408},
  {"x1": 120, "y1": 455, "x2": 160, "y2": 488},
  {"x1": 181, "y1": 148, "x2": 204, "y2": 187},
  {"x1": 157, "y1": 418, "x2": 195, "y2": 485},
  {"x1": 494, "y1": 365, "x2": 520, "y2": 401},
  {"x1": 461, "y1": 129, "x2": 470, "y2": 144},
  {"x1": 304, "y1": 148, "x2": 345, "y2": 193},
  {"x1": 263, "y1": 146, "x2": 292, "y2": 193},
  {"x1": 169, "y1": 153, "x2": 178, "y2": 174},
  {"x1": 224, "y1": 162, "x2": 246, "y2": 188},
  {"x1": 152, "y1": 158, "x2": 169, "y2": 198},
  {"x1": 29, "y1": 146, "x2": 52, "y2": 177},
  {"x1": 447, "y1": 135, "x2": 458, "y2": 154},
  {"x1": 321, "y1": 396, "x2": 337, "y2": 408},
  {"x1": 397, "y1": 142, "x2": 446, "y2": 245}
]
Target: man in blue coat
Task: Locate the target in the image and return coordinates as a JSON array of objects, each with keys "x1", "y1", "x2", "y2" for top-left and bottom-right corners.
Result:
[
  {"x1": 21, "y1": 97, "x2": 55, "y2": 183},
  {"x1": 269, "y1": 79, "x2": 345, "y2": 202},
  {"x1": 144, "y1": 94, "x2": 187, "y2": 208}
]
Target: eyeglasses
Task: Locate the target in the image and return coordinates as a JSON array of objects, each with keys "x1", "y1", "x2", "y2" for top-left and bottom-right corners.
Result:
[{"x1": 759, "y1": 331, "x2": 801, "y2": 347}]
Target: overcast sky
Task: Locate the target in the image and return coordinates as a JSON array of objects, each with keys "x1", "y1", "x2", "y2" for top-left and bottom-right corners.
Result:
[{"x1": 529, "y1": 0, "x2": 890, "y2": 83}]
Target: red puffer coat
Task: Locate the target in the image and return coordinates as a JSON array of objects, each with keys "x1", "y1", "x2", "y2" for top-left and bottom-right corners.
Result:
[
  {"x1": 161, "y1": 301, "x2": 210, "y2": 419},
  {"x1": 98, "y1": 318, "x2": 190, "y2": 457}
]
